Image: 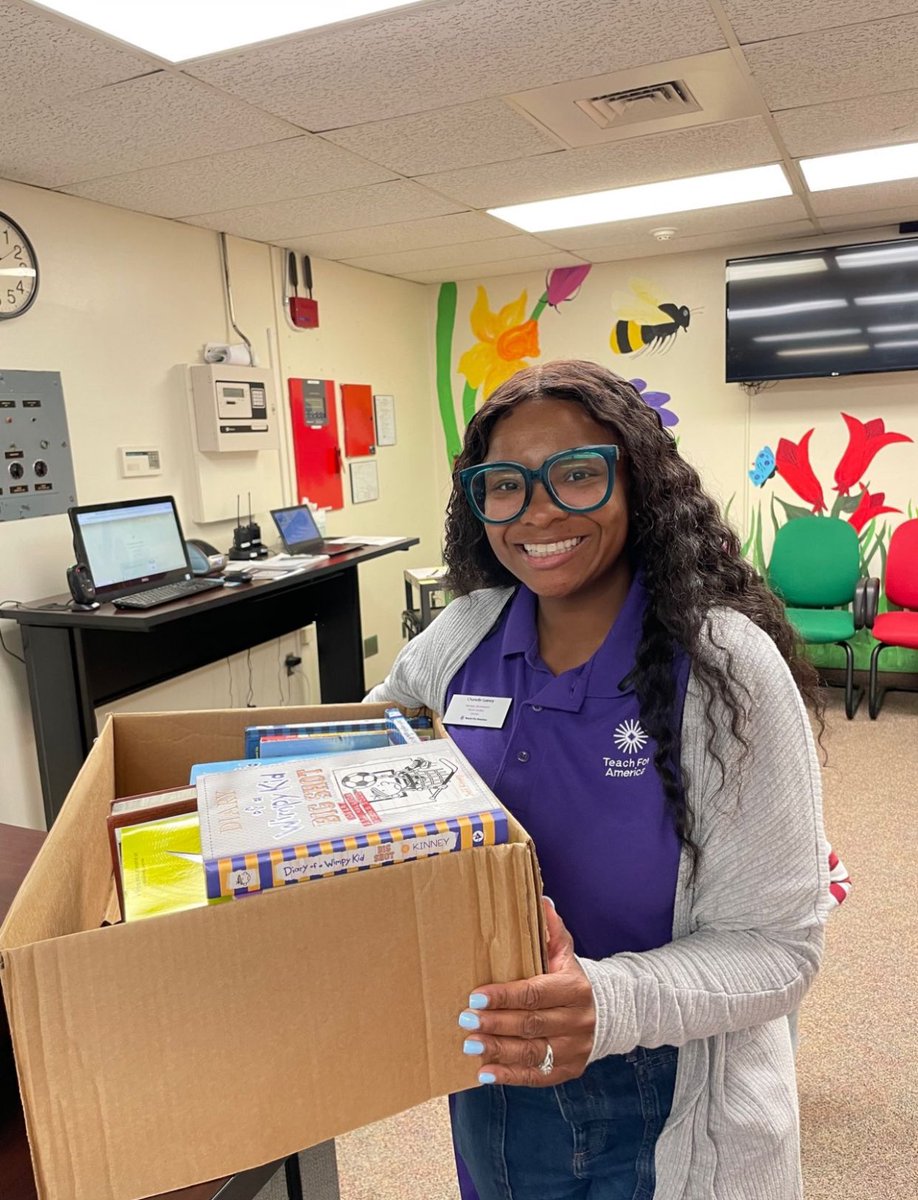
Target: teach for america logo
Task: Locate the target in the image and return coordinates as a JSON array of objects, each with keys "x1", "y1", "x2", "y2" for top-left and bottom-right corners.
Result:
[{"x1": 603, "y1": 719, "x2": 650, "y2": 778}]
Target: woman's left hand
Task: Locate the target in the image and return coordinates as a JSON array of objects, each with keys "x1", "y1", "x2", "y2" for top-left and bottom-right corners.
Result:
[{"x1": 458, "y1": 898, "x2": 596, "y2": 1087}]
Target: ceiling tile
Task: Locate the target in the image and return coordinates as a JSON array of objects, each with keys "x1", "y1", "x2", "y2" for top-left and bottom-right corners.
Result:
[
  {"x1": 744, "y1": 14, "x2": 918, "y2": 110},
  {"x1": 63, "y1": 135, "x2": 398, "y2": 217},
  {"x1": 809, "y1": 179, "x2": 918, "y2": 217},
  {"x1": 321, "y1": 98, "x2": 559, "y2": 176},
  {"x1": 399, "y1": 251, "x2": 583, "y2": 283},
  {"x1": 185, "y1": 179, "x2": 466, "y2": 241},
  {"x1": 721, "y1": 1, "x2": 918, "y2": 44},
  {"x1": 341, "y1": 234, "x2": 561, "y2": 274},
  {"x1": 775, "y1": 89, "x2": 918, "y2": 158},
  {"x1": 580, "y1": 220, "x2": 818, "y2": 263},
  {"x1": 539, "y1": 196, "x2": 810, "y2": 250},
  {"x1": 3, "y1": 0, "x2": 154, "y2": 117},
  {"x1": 187, "y1": 0, "x2": 724, "y2": 129},
  {"x1": 2, "y1": 72, "x2": 304, "y2": 189},
  {"x1": 418, "y1": 117, "x2": 782, "y2": 208},
  {"x1": 285, "y1": 212, "x2": 516, "y2": 260},
  {"x1": 818, "y1": 208, "x2": 918, "y2": 234}
]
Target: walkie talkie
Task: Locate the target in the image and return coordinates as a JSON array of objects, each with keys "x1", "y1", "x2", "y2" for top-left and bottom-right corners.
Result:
[{"x1": 229, "y1": 493, "x2": 268, "y2": 560}]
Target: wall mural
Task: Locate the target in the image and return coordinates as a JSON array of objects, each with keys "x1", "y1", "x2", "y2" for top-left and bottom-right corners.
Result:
[
  {"x1": 435, "y1": 266, "x2": 678, "y2": 458},
  {"x1": 740, "y1": 412, "x2": 917, "y2": 673}
]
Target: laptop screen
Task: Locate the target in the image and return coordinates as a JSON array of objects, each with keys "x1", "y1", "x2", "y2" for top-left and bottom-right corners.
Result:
[
  {"x1": 69, "y1": 496, "x2": 193, "y2": 602},
  {"x1": 270, "y1": 504, "x2": 321, "y2": 553}
]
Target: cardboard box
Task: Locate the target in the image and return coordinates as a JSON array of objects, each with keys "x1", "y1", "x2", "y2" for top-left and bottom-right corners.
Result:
[{"x1": 0, "y1": 705, "x2": 545, "y2": 1200}]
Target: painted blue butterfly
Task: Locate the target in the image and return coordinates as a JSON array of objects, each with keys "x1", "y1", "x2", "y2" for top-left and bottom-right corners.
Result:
[{"x1": 748, "y1": 446, "x2": 777, "y2": 487}]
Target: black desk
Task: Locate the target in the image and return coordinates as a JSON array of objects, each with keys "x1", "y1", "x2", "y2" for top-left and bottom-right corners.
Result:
[{"x1": 2, "y1": 539, "x2": 417, "y2": 826}]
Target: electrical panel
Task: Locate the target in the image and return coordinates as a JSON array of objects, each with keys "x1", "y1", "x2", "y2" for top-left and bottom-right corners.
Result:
[
  {"x1": 0, "y1": 369, "x2": 77, "y2": 522},
  {"x1": 188, "y1": 364, "x2": 278, "y2": 453}
]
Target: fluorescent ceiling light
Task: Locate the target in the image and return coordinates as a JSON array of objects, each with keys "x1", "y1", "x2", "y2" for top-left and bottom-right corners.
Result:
[
  {"x1": 836, "y1": 244, "x2": 918, "y2": 268},
  {"x1": 867, "y1": 323, "x2": 918, "y2": 333},
  {"x1": 854, "y1": 291, "x2": 918, "y2": 306},
  {"x1": 777, "y1": 344, "x2": 868, "y2": 357},
  {"x1": 874, "y1": 339, "x2": 918, "y2": 348},
  {"x1": 800, "y1": 141, "x2": 918, "y2": 192},
  {"x1": 488, "y1": 164, "x2": 791, "y2": 233},
  {"x1": 30, "y1": 1, "x2": 424, "y2": 61},
  {"x1": 728, "y1": 299, "x2": 848, "y2": 320},
  {"x1": 0, "y1": 267, "x2": 36, "y2": 277},
  {"x1": 754, "y1": 327, "x2": 861, "y2": 343},
  {"x1": 728, "y1": 257, "x2": 827, "y2": 281}
]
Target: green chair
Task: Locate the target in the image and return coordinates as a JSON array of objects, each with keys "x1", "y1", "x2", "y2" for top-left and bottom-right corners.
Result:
[{"x1": 768, "y1": 516, "x2": 868, "y2": 719}]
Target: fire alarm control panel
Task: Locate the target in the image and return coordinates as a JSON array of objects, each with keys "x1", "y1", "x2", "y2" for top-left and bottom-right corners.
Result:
[{"x1": 188, "y1": 364, "x2": 278, "y2": 452}]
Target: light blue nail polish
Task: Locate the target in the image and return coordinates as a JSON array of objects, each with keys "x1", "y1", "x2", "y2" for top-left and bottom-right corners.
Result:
[
  {"x1": 458, "y1": 1011, "x2": 480, "y2": 1031},
  {"x1": 478, "y1": 1072, "x2": 497, "y2": 1084},
  {"x1": 463, "y1": 1038, "x2": 485, "y2": 1055},
  {"x1": 469, "y1": 993, "x2": 489, "y2": 1009}
]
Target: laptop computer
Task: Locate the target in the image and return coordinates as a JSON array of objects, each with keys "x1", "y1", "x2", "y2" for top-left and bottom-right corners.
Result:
[
  {"x1": 69, "y1": 495, "x2": 224, "y2": 609},
  {"x1": 269, "y1": 504, "x2": 367, "y2": 557}
]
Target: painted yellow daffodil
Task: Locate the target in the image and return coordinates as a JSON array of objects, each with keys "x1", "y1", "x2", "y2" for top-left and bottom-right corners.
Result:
[{"x1": 458, "y1": 286, "x2": 540, "y2": 399}]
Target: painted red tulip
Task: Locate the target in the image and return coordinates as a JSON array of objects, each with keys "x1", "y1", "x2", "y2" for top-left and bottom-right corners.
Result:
[
  {"x1": 847, "y1": 488, "x2": 901, "y2": 534},
  {"x1": 833, "y1": 413, "x2": 913, "y2": 495},
  {"x1": 775, "y1": 429, "x2": 826, "y2": 512},
  {"x1": 545, "y1": 265, "x2": 592, "y2": 309}
]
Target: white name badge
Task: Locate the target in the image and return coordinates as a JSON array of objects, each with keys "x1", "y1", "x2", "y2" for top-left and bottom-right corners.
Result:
[{"x1": 443, "y1": 694, "x2": 512, "y2": 728}]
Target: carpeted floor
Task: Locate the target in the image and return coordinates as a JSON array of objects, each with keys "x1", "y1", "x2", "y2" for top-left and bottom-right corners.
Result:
[{"x1": 334, "y1": 687, "x2": 918, "y2": 1199}]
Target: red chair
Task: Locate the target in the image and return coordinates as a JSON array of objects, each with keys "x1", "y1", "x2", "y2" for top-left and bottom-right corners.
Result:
[{"x1": 868, "y1": 518, "x2": 918, "y2": 718}]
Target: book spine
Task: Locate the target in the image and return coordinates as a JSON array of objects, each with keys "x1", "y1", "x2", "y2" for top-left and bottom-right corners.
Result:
[
  {"x1": 204, "y1": 808, "x2": 508, "y2": 900},
  {"x1": 244, "y1": 720, "x2": 390, "y2": 758},
  {"x1": 384, "y1": 708, "x2": 422, "y2": 745}
]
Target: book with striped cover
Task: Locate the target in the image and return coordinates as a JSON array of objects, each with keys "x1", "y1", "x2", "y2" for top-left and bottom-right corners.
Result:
[{"x1": 195, "y1": 738, "x2": 508, "y2": 900}]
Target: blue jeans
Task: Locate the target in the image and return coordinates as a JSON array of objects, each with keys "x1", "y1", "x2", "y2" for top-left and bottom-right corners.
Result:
[{"x1": 451, "y1": 1046, "x2": 678, "y2": 1200}]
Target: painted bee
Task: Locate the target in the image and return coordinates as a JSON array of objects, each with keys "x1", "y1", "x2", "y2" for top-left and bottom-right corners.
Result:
[{"x1": 610, "y1": 280, "x2": 692, "y2": 355}]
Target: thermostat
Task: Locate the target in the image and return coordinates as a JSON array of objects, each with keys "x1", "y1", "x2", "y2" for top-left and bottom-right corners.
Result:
[{"x1": 119, "y1": 446, "x2": 162, "y2": 477}]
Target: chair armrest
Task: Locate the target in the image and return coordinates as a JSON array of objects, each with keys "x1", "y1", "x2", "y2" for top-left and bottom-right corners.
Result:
[{"x1": 854, "y1": 577, "x2": 881, "y2": 629}]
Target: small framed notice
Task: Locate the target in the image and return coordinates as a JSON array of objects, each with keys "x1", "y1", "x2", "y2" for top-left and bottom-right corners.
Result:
[
  {"x1": 349, "y1": 459, "x2": 379, "y2": 504},
  {"x1": 373, "y1": 394, "x2": 397, "y2": 446}
]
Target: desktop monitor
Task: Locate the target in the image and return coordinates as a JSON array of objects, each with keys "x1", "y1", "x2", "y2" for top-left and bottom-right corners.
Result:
[{"x1": 69, "y1": 495, "x2": 194, "y2": 603}]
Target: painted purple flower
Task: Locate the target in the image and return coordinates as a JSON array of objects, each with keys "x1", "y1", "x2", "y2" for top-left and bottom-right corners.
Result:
[
  {"x1": 545, "y1": 264, "x2": 591, "y2": 309},
  {"x1": 630, "y1": 377, "x2": 679, "y2": 427}
]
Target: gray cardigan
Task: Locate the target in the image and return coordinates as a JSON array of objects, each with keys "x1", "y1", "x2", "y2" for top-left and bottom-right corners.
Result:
[{"x1": 366, "y1": 587, "x2": 829, "y2": 1200}]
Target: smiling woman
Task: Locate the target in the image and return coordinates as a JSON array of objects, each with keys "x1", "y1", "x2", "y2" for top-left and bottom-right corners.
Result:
[{"x1": 366, "y1": 360, "x2": 829, "y2": 1200}]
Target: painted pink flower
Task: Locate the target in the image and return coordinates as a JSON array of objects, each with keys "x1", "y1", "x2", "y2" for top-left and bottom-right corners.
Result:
[
  {"x1": 833, "y1": 413, "x2": 912, "y2": 495},
  {"x1": 545, "y1": 265, "x2": 591, "y2": 309},
  {"x1": 775, "y1": 429, "x2": 826, "y2": 512},
  {"x1": 847, "y1": 488, "x2": 901, "y2": 534}
]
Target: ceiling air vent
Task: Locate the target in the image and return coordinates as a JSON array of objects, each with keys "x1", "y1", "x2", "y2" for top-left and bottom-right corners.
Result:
[{"x1": 575, "y1": 80, "x2": 700, "y2": 130}]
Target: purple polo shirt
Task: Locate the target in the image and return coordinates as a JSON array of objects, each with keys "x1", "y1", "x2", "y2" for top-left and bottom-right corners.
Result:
[{"x1": 445, "y1": 578, "x2": 687, "y2": 959}]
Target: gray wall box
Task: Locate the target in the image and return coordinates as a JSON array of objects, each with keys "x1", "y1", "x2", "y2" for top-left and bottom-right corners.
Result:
[{"x1": 0, "y1": 370, "x2": 77, "y2": 521}]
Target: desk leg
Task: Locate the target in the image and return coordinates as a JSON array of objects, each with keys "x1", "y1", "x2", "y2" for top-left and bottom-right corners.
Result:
[
  {"x1": 21, "y1": 625, "x2": 96, "y2": 828},
  {"x1": 315, "y1": 568, "x2": 366, "y2": 702}
]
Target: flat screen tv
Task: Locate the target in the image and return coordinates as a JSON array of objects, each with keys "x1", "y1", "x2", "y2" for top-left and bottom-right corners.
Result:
[{"x1": 725, "y1": 236, "x2": 918, "y2": 383}]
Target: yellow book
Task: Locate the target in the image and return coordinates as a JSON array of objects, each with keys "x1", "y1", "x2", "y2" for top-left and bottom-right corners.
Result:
[{"x1": 119, "y1": 813, "x2": 209, "y2": 922}]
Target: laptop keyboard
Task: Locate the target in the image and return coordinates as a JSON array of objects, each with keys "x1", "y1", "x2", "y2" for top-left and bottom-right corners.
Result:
[{"x1": 113, "y1": 577, "x2": 225, "y2": 610}]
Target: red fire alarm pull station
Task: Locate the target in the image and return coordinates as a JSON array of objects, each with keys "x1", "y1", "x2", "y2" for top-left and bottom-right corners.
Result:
[{"x1": 287, "y1": 252, "x2": 319, "y2": 329}]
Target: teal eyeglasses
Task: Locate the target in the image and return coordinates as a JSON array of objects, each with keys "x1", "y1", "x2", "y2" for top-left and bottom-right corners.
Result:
[{"x1": 459, "y1": 444, "x2": 619, "y2": 525}]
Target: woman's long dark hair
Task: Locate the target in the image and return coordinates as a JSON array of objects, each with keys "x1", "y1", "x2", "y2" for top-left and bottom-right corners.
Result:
[{"x1": 444, "y1": 360, "x2": 822, "y2": 866}]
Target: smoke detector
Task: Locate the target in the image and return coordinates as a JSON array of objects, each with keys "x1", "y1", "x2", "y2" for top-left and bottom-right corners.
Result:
[{"x1": 652, "y1": 228, "x2": 677, "y2": 242}]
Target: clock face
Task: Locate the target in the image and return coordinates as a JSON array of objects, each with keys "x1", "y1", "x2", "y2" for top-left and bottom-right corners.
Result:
[{"x1": 0, "y1": 212, "x2": 39, "y2": 321}]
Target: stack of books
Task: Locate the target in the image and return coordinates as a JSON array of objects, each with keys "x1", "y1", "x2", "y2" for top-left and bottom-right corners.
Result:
[{"x1": 107, "y1": 710, "x2": 505, "y2": 920}]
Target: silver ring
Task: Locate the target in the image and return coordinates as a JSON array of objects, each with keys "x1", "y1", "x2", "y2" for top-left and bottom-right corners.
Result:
[{"x1": 537, "y1": 1042, "x2": 554, "y2": 1076}]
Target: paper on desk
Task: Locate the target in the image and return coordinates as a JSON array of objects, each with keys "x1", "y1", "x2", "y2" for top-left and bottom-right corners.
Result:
[{"x1": 336, "y1": 535, "x2": 407, "y2": 546}]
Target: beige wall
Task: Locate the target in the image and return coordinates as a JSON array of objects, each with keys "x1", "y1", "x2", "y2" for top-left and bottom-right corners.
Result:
[{"x1": 0, "y1": 178, "x2": 440, "y2": 829}]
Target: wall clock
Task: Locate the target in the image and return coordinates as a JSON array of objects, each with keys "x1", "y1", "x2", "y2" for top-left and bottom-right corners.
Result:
[{"x1": 0, "y1": 212, "x2": 39, "y2": 321}]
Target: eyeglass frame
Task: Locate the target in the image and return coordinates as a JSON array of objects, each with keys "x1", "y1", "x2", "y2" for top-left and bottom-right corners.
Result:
[{"x1": 458, "y1": 444, "x2": 620, "y2": 525}]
